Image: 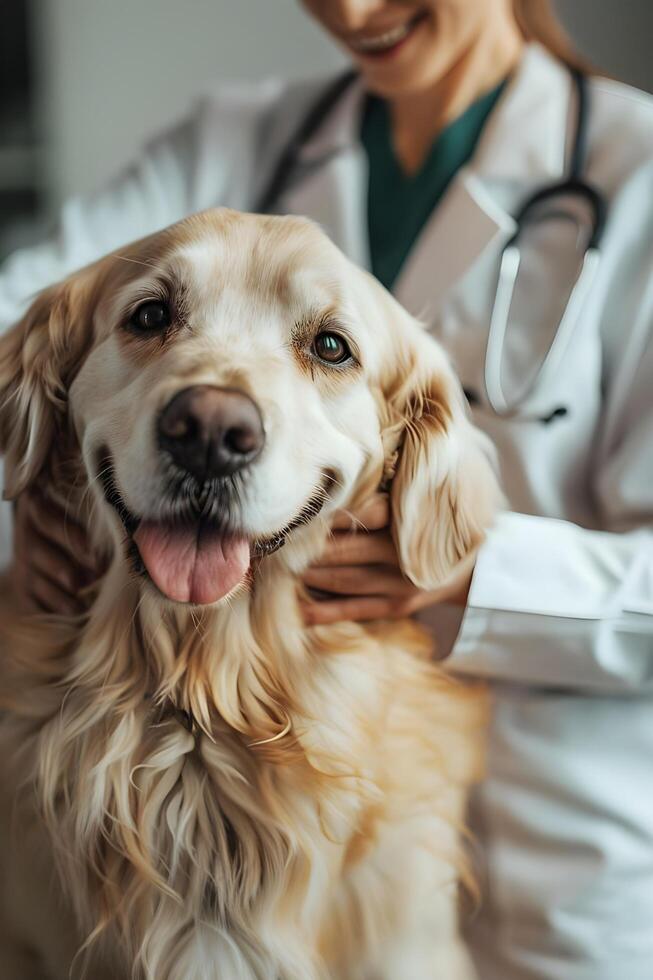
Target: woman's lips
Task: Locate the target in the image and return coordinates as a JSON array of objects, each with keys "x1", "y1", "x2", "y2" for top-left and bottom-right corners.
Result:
[{"x1": 347, "y1": 11, "x2": 428, "y2": 59}]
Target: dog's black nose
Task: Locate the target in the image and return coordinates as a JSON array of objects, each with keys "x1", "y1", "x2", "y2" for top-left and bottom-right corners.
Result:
[{"x1": 158, "y1": 385, "x2": 264, "y2": 480}]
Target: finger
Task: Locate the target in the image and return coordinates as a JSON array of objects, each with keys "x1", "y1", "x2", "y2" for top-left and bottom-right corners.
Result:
[
  {"x1": 27, "y1": 572, "x2": 84, "y2": 616},
  {"x1": 331, "y1": 493, "x2": 390, "y2": 532},
  {"x1": 303, "y1": 563, "x2": 412, "y2": 598},
  {"x1": 316, "y1": 529, "x2": 397, "y2": 567},
  {"x1": 28, "y1": 534, "x2": 91, "y2": 596},
  {"x1": 303, "y1": 595, "x2": 403, "y2": 625},
  {"x1": 26, "y1": 489, "x2": 91, "y2": 557},
  {"x1": 24, "y1": 481, "x2": 84, "y2": 525},
  {"x1": 29, "y1": 508, "x2": 91, "y2": 565},
  {"x1": 25, "y1": 487, "x2": 84, "y2": 533}
]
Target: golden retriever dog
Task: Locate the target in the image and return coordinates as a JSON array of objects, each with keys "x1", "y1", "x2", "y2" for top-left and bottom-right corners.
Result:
[{"x1": 0, "y1": 209, "x2": 501, "y2": 980}]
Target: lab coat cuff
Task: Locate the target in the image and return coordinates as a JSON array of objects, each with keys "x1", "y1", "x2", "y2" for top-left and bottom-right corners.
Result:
[
  {"x1": 462, "y1": 511, "x2": 637, "y2": 619},
  {"x1": 446, "y1": 512, "x2": 653, "y2": 691}
]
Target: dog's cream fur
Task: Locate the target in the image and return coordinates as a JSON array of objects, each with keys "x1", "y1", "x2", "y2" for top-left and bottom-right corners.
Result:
[{"x1": 0, "y1": 210, "x2": 501, "y2": 980}]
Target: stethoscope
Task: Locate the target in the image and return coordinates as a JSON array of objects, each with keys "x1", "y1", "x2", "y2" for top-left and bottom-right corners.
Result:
[{"x1": 255, "y1": 66, "x2": 607, "y2": 421}]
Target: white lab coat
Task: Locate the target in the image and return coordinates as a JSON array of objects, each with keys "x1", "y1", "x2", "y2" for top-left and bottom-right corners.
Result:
[{"x1": 1, "y1": 43, "x2": 652, "y2": 980}]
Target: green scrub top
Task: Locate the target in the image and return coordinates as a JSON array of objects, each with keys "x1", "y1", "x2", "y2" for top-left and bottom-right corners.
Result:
[{"x1": 361, "y1": 80, "x2": 507, "y2": 291}]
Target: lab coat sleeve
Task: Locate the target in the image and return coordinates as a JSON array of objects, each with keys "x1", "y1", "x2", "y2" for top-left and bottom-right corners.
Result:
[
  {"x1": 448, "y1": 320, "x2": 653, "y2": 694},
  {"x1": 0, "y1": 78, "x2": 287, "y2": 331},
  {"x1": 0, "y1": 120, "x2": 192, "y2": 331}
]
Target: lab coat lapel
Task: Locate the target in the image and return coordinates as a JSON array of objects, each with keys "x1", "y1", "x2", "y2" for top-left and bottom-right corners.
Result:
[
  {"x1": 393, "y1": 171, "x2": 516, "y2": 320},
  {"x1": 394, "y1": 44, "x2": 573, "y2": 319},
  {"x1": 277, "y1": 77, "x2": 370, "y2": 269}
]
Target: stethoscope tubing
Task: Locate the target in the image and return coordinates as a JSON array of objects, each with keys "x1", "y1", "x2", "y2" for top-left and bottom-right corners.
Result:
[
  {"x1": 484, "y1": 245, "x2": 601, "y2": 416},
  {"x1": 483, "y1": 70, "x2": 607, "y2": 417},
  {"x1": 255, "y1": 69, "x2": 359, "y2": 215}
]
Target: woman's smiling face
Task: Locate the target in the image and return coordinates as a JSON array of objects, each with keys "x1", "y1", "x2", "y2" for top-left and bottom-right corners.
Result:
[{"x1": 300, "y1": 0, "x2": 517, "y2": 97}]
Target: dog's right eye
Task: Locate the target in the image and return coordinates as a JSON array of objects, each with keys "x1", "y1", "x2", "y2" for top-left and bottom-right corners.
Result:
[
  {"x1": 313, "y1": 331, "x2": 352, "y2": 365},
  {"x1": 128, "y1": 301, "x2": 171, "y2": 333}
]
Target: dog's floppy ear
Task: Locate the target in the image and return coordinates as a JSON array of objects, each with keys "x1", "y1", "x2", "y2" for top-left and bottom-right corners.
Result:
[
  {"x1": 382, "y1": 317, "x2": 503, "y2": 591},
  {"x1": 0, "y1": 270, "x2": 96, "y2": 499}
]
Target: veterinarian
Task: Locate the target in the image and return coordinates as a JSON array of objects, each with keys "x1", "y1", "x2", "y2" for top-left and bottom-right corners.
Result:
[{"x1": 1, "y1": 1, "x2": 652, "y2": 977}]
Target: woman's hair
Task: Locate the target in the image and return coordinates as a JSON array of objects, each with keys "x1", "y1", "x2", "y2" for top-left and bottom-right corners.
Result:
[{"x1": 513, "y1": 0, "x2": 595, "y2": 73}]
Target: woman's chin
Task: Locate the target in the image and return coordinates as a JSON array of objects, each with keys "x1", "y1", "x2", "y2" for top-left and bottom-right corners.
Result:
[{"x1": 353, "y1": 35, "x2": 451, "y2": 100}]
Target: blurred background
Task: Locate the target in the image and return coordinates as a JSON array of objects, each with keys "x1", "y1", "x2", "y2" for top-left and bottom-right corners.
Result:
[{"x1": 2, "y1": 0, "x2": 652, "y2": 260}]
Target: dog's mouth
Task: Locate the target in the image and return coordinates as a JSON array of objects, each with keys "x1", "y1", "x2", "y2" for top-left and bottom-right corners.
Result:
[{"x1": 97, "y1": 451, "x2": 333, "y2": 606}]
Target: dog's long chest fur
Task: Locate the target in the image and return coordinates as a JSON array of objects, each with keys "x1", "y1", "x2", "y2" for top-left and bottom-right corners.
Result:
[{"x1": 1, "y1": 564, "x2": 483, "y2": 980}]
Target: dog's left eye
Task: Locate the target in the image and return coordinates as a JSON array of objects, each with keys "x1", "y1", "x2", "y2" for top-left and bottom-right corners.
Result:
[
  {"x1": 129, "y1": 301, "x2": 171, "y2": 333},
  {"x1": 313, "y1": 331, "x2": 352, "y2": 365}
]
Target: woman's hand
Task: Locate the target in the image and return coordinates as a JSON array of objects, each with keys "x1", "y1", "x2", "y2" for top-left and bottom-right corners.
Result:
[
  {"x1": 302, "y1": 493, "x2": 473, "y2": 626},
  {"x1": 13, "y1": 485, "x2": 100, "y2": 615}
]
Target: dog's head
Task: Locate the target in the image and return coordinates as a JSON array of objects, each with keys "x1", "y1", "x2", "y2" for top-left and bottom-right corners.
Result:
[{"x1": 0, "y1": 209, "x2": 501, "y2": 608}]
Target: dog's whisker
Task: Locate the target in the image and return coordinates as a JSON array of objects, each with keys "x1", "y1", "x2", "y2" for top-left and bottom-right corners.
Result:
[
  {"x1": 112, "y1": 253, "x2": 161, "y2": 272},
  {"x1": 189, "y1": 608, "x2": 202, "y2": 636}
]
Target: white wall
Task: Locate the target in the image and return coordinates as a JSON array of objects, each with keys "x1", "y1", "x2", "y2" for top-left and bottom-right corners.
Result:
[
  {"x1": 36, "y1": 0, "x2": 653, "y2": 206},
  {"x1": 555, "y1": 0, "x2": 653, "y2": 93},
  {"x1": 35, "y1": 0, "x2": 346, "y2": 204}
]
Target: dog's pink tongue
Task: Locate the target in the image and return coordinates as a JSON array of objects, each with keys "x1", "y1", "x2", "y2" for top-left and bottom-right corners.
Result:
[{"x1": 133, "y1": 522, "x2": 250, "y2": 605}]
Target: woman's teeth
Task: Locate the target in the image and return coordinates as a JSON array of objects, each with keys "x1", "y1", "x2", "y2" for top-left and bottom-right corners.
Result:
[{"x1": 351, "y1": 17, "x2": 419, "y2": 54}]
